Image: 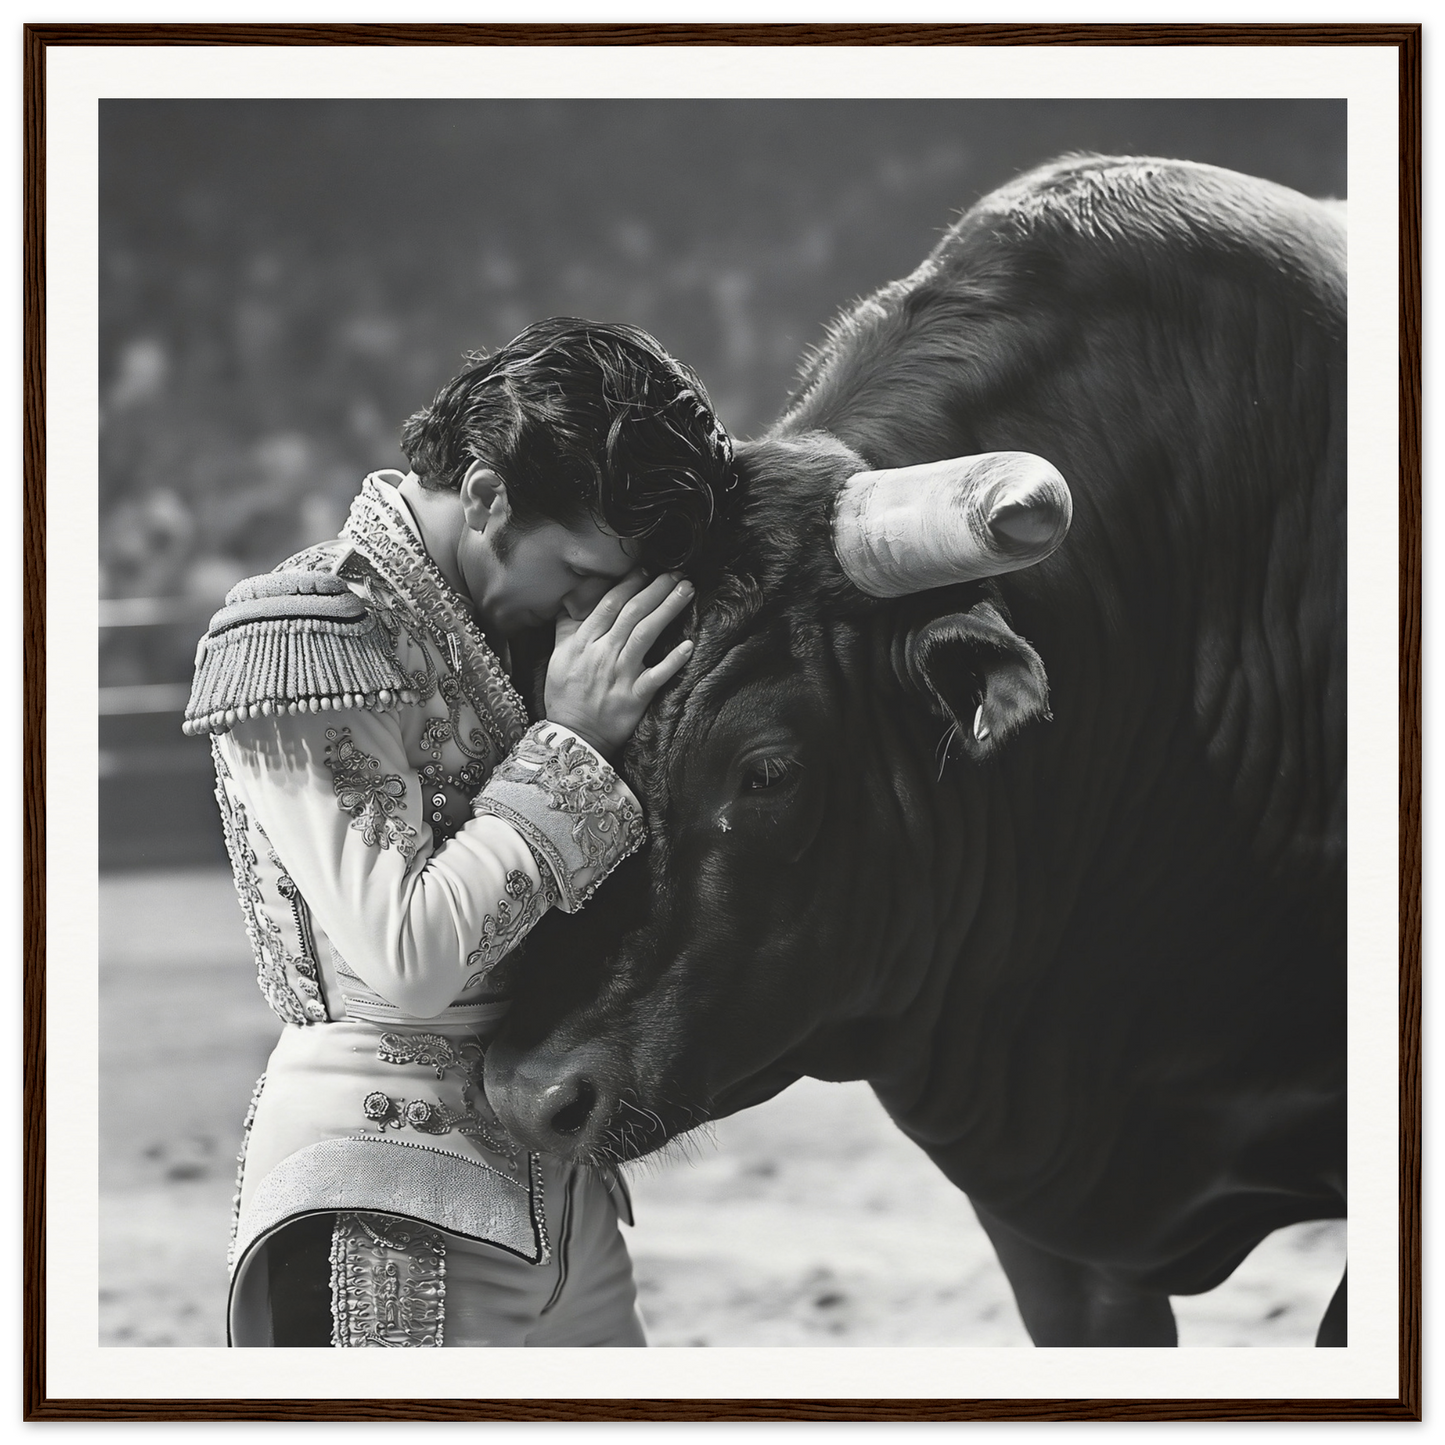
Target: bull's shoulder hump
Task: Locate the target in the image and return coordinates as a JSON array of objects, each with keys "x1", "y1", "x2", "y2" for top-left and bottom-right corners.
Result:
[{"x1": 942, "y1": 154, "x2": 1345, "y2": 297}]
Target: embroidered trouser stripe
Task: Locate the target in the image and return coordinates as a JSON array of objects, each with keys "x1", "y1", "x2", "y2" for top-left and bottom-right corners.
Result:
[
  {"x1": 330, "y1": 1212, "x2": 446, "y2": 1347},
  {"x1": 239, "y1": 1163, "x2": 643, "y2": 1347}
]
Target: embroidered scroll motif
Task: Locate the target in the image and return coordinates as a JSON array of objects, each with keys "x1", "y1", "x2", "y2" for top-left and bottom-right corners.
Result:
[
  {"x1": 330, "y1": 1212, "x2": 445, "y2": 1347},
  {"x1": 363, "y1": 1091, "x2": 455, "y2": 1133},
  {"x1": 213, "y1": 750, "x2": 323, "y2": 1025},
  {"x1": 324, "y1": 726, "x2": 418, "y2": 861},
  {"x1": 368, "y1": 1033, "x2": 520, "y2": 1166},
  {"x1": 418, "y1": 715, "x2": 453, "y2": 754},
  {"x1": 376, "y1": 1031, "x2": 484, "y2": 1078},
  {"x1": 376, "y1": 600, "x2": 439, "y2": 708},
  {"x1": 493, "y1": 726, "x2": 648, "y2": 874},
  {"x1": 436, "y1": 673, "x2": 496, "y2": 763},
  {"x1": 360, "y1": 1089, "x2": 519, "y2": 1165},
  {"x1": 462, "y1": 868, "x2": 548, "y2": 989}
]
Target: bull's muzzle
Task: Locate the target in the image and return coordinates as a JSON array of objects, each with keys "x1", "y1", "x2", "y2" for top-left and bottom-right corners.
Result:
[{"x1": 484, "y1": 1039, "x2": 617, "y2": 1161}]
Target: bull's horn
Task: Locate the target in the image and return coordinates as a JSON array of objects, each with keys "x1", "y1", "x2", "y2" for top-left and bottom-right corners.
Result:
[{"x1": 832, "y1": 452, "x2": 1072, "y2": 598}]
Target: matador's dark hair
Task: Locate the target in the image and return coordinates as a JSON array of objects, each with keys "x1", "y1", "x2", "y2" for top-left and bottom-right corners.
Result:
[{"x1": 400, "y1": 318, "x2": 737, "y2": 572}]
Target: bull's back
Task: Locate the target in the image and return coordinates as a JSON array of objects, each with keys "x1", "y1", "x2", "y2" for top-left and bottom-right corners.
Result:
[
  {"x1": 795, "y1": 155, "x2": 1346, "y2": 919},
  {"x1": 790, "y1": 158, "x2": 1348, "y2": 1281}
]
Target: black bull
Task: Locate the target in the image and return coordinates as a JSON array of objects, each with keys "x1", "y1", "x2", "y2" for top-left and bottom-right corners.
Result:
[{"x1": 487, "y1": 156, "x2": 1347, "y2": 1346}]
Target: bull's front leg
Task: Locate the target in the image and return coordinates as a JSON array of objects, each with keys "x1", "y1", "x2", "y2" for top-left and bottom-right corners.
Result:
[{"x1": 973, "y1": 1206, "x2": 1177, "y2": 1346}]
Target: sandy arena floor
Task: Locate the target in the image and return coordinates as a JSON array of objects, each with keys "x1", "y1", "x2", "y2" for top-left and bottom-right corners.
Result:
[{"x1": 99, "y1": 869, "x2": 1345, "y2": 1348}]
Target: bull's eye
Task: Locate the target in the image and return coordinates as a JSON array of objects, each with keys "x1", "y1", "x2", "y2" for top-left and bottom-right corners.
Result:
[{"x1": 739, "y1": 756, "x2": 800, "y2": 792}]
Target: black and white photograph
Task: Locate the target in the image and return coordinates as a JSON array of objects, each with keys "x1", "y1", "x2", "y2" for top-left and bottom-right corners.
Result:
[{"x1": 32, "y1": 28, "x2": 1414, "y2": 1411}]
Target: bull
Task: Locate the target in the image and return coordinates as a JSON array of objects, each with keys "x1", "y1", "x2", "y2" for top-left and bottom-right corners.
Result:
[{"x1": 486, "y1": 155, "x2": 1348, "y2": 1346}]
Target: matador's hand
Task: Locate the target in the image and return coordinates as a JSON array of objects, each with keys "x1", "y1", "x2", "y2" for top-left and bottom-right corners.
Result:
[{"x1": 544, "y1": 570, "x2": 694, "y2": 761}]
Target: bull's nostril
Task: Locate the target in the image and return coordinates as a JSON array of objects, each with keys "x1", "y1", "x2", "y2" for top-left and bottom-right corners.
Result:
[{"x1": 550, "y1": 1079, "x2": 597, "y2": 1137}]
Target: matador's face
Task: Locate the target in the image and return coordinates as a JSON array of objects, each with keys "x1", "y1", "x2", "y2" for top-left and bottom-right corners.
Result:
[{"x1": 460, "y1": 490, "x2": 642, "y2": 639}]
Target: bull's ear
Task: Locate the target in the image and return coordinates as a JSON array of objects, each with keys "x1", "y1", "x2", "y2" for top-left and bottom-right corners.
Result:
[{"x1": 901, "y1": 600, "x2": 1051, "y2": 762}]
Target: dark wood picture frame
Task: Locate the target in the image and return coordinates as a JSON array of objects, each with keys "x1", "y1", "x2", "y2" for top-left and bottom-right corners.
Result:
[{"x1": 23, "y1": 21, "x2": 1421, "y2": 1423}]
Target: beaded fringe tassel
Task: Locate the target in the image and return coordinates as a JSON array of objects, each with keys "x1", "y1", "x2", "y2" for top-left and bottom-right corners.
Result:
[{"x1": 183, "y1": 614, "x2": 418, "y2": 736}]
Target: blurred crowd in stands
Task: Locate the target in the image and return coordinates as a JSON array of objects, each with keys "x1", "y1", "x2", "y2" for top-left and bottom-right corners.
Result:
[{"x1": 99, "y1": 98, "x2": 1345, "y2": 692}]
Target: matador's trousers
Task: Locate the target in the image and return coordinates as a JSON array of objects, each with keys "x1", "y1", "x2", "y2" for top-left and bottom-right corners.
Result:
[{"x1": 236, "y1": 1155, "x2": 646, "y2": 1347}]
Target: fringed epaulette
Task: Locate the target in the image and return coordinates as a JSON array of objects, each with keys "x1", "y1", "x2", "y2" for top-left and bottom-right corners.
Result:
[{"x1": 182, "y1": 570, "x2": 420, "y2": 737}]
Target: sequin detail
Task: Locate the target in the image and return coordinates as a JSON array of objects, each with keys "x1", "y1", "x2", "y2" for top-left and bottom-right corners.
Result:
[
  {"x1": 227, "y1": 1073, "x2": 267, "y2": 1272},
  {"x1": 415, "y1": 707, "x2": 488, "y2": 847}
]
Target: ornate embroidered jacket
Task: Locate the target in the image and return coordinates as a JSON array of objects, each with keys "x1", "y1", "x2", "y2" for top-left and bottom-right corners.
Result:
[{"x1": 196, "y1": 474, "x2": 645, "y2": 1339}]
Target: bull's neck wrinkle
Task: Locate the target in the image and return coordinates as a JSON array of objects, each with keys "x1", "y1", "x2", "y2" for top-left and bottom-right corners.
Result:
[{"x1": 871, "y1": 770, "x2": 1028, "y2": 1140}]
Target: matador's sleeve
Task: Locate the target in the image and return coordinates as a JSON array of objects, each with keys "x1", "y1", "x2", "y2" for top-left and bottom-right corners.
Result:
[
  {"x1": 472, "y1": 720, "x2": 649, "y2": 914},
  {"x1": 194, "y1": 571, "x2": 645, "y2": 1018}
]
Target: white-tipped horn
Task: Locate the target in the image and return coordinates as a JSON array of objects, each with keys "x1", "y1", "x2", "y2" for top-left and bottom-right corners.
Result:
[{"x1": 832, "y1": 452, "x2": 1072, "y2": 598}]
